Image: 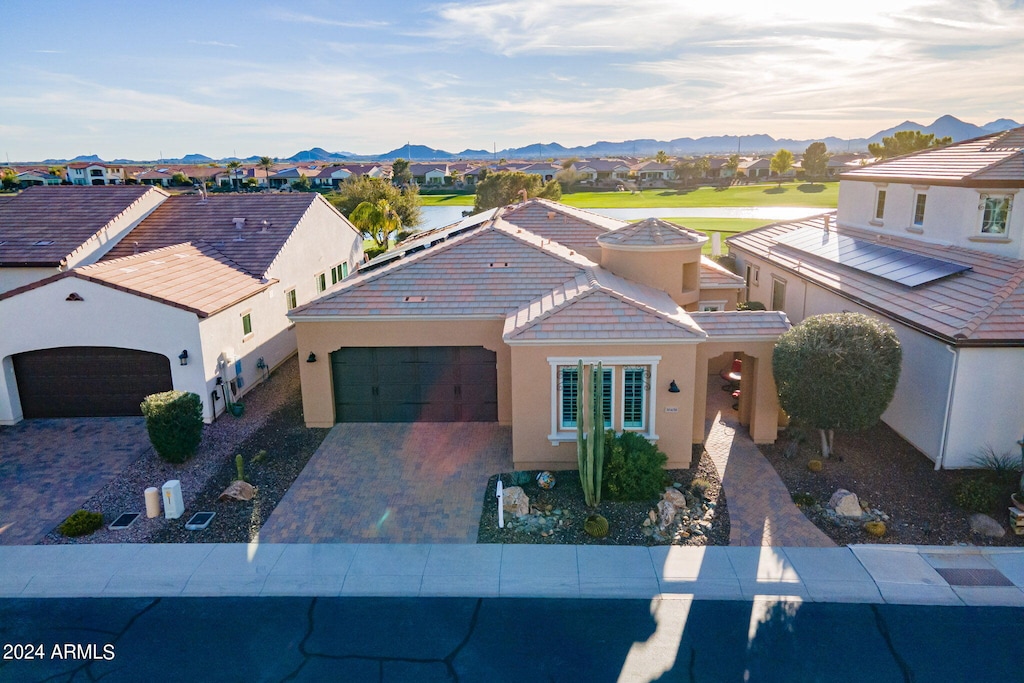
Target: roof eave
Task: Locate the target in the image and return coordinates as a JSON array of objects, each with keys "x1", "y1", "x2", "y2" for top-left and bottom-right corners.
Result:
[{"x1": 504, "y1": 336, "x2": 706, "y2": 346}]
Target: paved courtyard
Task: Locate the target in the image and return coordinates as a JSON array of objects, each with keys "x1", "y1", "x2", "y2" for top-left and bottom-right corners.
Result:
[
  {"x1": 0, "y1": 418, "x2": 151, "y2": 545},
  {"x1": 258, "y1": 423, "x2": 512, "y2": 544}
]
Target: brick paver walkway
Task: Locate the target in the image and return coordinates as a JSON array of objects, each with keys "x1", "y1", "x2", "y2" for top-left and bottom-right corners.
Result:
[
  {"x1": 703, "y1": 379, "x2": 834, "y2": 547},
  {"x1": 0, "y1": 418, "x2": 151, "y2": 545},
  {"x1": 258, "y1": 423, "x2": 512, "y2": 544}
]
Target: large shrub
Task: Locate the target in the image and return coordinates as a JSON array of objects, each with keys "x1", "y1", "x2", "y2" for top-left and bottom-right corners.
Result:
[
  {"x1": 140, "y1": 390, "x2": 203, "y2": 463},
  {"x1": 773, "y1": 312, "x2": 901, "y2": 458},
  {"x1": 58, "y1": 510, "x2": 104, "y2": 537},
  {"x1": 602, "y1": 431, "x2": 667, "y2": 501}
]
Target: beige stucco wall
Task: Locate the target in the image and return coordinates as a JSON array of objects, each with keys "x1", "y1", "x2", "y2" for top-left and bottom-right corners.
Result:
[
  {"x1": 692, "y1": 340, "x2": 782, "y2": 445},
  {"x1": 599, "y1": 245, "x2": 703, "y2": 307},
  {"x1": 293, "y1": 318, "x2": 510, "y2": 428},
  {"x1": 507, "y1": 342, "x2": 698, "y2": 470}
]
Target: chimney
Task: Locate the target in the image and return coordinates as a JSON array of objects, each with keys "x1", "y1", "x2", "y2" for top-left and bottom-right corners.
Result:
[{"x1": 823, "y1": 215, "x2": 830, "y2": 233}]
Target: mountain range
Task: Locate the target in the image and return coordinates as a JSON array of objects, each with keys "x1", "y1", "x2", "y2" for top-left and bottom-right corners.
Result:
[{"x1": 38, "y1": 114, "x2": 1020, "y2": 165}]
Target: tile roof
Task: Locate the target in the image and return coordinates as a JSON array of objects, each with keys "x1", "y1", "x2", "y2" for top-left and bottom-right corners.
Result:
[
  {"x1": 727, "y1": 212, "x2": 1024, "y2": 344},
  {"x1": 504, "y1": 269, "x2": 705, "y2": 343},
  {"x1": 840, "y1": 127, "x2": 1024, "y2": 186},
  {"x1": 597, "y1": 217, "x2": 707, "y2": 249},
  {"x1": 688, "y1": 310, "x2": 791, "y2": 339},
  {"x1": 700, "y1": 256, "x2": 746, "y2": 289},
  {"x1": 499, "y1": 198, "x2": 624, "y2": 253},
  {"x1": 290, "y1": 222, "x2": 592, "y2": 319},
  {"x1": 0, "y1": 185, "x2": 165, "y2": 266},
  {"x1": 102, "y1": 193, "x2": 339, "y2": 276}
]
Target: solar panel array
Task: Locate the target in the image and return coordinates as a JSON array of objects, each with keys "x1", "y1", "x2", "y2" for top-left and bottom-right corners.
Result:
[{"x1": 773, "y1": 227, "x2": 971, "y2": 288}]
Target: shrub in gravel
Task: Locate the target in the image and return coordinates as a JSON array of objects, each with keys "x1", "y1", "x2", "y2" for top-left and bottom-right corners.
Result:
[
  {"x1": 953, "y1": 477, "x2": 1001, "y2": 512},
  {"x1": 141, "y1": 390, "x2": 203, "y2": 463},
  {"x1": 58, "y1": 510, "x2": 104, "y2": 537},
  {"x1": 603, "y1": 431, "x2": 667, "y2": 501},
  {"x1": 864, "y1": 521, "x2": 886, "y2": 537},
  {"x1": 807, "y1": 459, "x2": 823, "y2": 472}
]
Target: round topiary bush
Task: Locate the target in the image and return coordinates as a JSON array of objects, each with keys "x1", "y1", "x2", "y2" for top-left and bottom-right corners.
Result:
[
  {"x1": 58, "y1": 510, "x2": 104, "y2": 537},
  {"x1": 953, "y1": 477, "x2": 1001, "y2": 512},
  {"x1": 807, "y1": 459, "x2": 823, "y2": 472},
  {"x1": 140, "y1": 390, "x2": 203, "y2": 463},
  {"x1": 602, "y1": 431, "x2": 668, "y2": 501},
  {"x1": 584, "y1": 514, "x2": 609, "y2": 538},
  {"x1": 864, "y1": 521, "x2": 886, "y2": 537}
]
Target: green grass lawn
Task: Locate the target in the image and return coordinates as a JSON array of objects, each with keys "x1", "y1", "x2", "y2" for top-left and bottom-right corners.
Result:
[
  {"x1": 635, "y1": 217, "x2": 772, "y2": 255},
  {"x1": 419, "y1": 194, "x2": 475, "y2": 206}
]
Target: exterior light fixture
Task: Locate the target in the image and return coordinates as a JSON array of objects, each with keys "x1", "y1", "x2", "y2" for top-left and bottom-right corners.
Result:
[
  {"x1": 668, "y1": 380, "x2": 680, "y2": 393},
  {"x1": 306, "y1": 352, "x2": 317, "y2": 363},
  {"x1": 178, "y1": 350, "x2": 189, "y2": 366}
]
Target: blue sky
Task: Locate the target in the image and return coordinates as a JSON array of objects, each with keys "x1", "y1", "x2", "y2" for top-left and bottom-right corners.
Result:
[{"x1": 3, "y1": 0, "x2": 1023, "y2": 161}]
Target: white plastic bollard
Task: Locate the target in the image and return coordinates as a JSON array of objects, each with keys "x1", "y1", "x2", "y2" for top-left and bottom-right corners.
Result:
[
  {"x1": 162, "y1": 480, "x2": 184, "y2": 520},
  {"x1": 496, "y1": 479, "x2": 504, "y2": 529},
  {"x1": 144, "y1": 487, "x2": 161, "y2": 518}
]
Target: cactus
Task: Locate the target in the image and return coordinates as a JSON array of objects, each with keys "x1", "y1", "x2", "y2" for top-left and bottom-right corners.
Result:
[
  {"x1": 864, "y1": 521, "x2": 886, "y2": 537},
  {"x1": 584, "y1": 514, "x2": 609, "y2": 538},
  {"x1": 235, "y1": 454, "x2": 245, "y2": 482},
  {"x1": 807, "y1": 459, "x2": 823, "y2": 472},
  {"x1": 576, "y1": 360, "x2": 605, "y2": 507}
]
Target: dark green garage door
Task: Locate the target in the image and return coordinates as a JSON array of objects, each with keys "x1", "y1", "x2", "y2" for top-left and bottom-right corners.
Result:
[
  {"x1": 331, "y1": 346, "x2": 498, "y2": 422},
  {"x1": 13, "y1": 347, "x2": 173, "y2": 418}
]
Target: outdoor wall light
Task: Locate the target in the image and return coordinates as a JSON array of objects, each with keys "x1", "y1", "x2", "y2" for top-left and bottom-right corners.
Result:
[
  {"x1": 178, "y1": 350, "x2": 188, "y2": 366},
  {"x1": 668, "y1": 380, "x2": 680, "y2": 393},
  {"x1": 306, "y1": 352, "x2": 317, "y2": 363}
]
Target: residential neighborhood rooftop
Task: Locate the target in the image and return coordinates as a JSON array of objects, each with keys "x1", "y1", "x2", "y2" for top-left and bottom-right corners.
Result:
[{"x1": 597, "y1": 216, "x2": 708, "y2": 248}]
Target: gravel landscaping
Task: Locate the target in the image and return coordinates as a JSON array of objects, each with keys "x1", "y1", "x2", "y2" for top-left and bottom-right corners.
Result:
[
  {"x1": 477, "y1": 448, "x2": 729, "y2": 546},
  {"x1": 762, "y1": 421, "x2": 1024, "y2": 547}
]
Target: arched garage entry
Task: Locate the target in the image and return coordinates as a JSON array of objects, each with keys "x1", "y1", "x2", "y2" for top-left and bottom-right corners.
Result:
[{"x1": 13, "y1": 347, "x2": 173, "y2": 418}]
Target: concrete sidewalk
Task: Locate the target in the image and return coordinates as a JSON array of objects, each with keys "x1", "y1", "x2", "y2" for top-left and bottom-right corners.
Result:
[{"x1": 1, "y1": 543, "x2": 1021, "y2": 606}]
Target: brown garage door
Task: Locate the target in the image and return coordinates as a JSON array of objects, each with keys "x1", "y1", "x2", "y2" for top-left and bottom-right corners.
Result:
[
  {"x1": 13, "y1": 347, "x2": 173, "y2": 418},
  {"x1": 331, "y1": 346, "x2": 498, "y2": 422}
]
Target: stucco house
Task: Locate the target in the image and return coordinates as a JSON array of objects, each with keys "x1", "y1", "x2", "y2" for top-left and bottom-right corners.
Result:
[
  {"x1": 727, "y1": 126, "x2": 1024, "y2": 468},
  {"x1": 289, "y1": 198, "x2": 787, "y2": 471},
  {"x1": 0, "y1": 188, "x2": 363, "y2": 424},
  {"x1": 66, "y1": 163, "x2": 127, "y2": 186}
]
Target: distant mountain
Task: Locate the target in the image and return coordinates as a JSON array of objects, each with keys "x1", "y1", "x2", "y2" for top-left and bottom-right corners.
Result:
[
  {"x1": 982, "y1": 118, "x2": 1020, "y2": 132},
  {"x1": 376, "y1": 144, "x2": 458, "y2": 160},
  {"x1": 181, "y1": 153, "x2": 214, "y2": 164},
  {"x1": 70, "y1": 154, "x2": 104, "y2": 163},
  {"x1": 287, "y1": 147, "x2": 350, "y2": 162}
]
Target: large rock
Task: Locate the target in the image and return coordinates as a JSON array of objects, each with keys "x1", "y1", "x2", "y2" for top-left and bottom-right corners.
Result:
[
  {"x1": 219, "y1": 480, "x2": 255, "y2": 502},
  {"x1": 502, "y1": 486, "x2": 530, "y2": 518},
  {"x1": 828, "y1": 489, "x2": 862, "y2": 519},
  {"x1": 657, "y1": 499, "x2": 677, "y2": 530},
  {"x1": 662, "y1": 487, "x2": 687, "y2": 508},
  {"x1": 968, "y1": 513, "x2": 1006, "y2": 538}
]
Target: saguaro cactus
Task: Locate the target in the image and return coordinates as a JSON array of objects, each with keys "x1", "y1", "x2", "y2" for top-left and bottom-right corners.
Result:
[{"x1": 576, "y1": 360, "x2": 606, "y2": 507}]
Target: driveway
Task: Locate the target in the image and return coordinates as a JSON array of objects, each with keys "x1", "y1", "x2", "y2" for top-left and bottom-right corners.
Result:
[
  {"x1": 0, "y1": 418, "x2": 151, "y2": 545},
  {"x1": 258, "y1": 423, "x2": 512, "y2": 544}
]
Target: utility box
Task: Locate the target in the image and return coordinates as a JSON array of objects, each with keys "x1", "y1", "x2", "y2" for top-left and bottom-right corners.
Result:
[{"x1": 162, "y1": 480, "x2": 184, "y2": 519}]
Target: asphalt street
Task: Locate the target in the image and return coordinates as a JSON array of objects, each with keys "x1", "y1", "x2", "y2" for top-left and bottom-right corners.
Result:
[{"x1": 1, "y1": 596, "x2": 1020, "y2": 682}]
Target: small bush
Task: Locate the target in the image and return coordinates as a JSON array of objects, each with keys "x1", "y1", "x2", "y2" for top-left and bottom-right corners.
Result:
[
  {"x1": 58, "y1": 510, "x2": 104, "y2": 537},
  {"x1": 792, "y1": 492, "x2": 815, "y2": 507},
  {"x1": 864, "y1": 521, "x2": 886, "y2": 537},
  {"x1": 602, "y1": 431, "x2": 667, "y2": 501},
  {"x1": 953, "y1": 477, "x2": 1001, "y2": 512},
  {"x1": 140, "y1": 390, "x2": 203, "y2": 463},
  {"x1": 736, "y1": 300, "x2": 766, "y2": 311},
  {"x1": 807, "y1": 459, "x2": 823, "y2": 473},
  {"x1": 689, "y1": 478, "x2": 711, "y2": 497},
  {"x1": 584, "y1": 514, "x2": 609, "y2": 538}
]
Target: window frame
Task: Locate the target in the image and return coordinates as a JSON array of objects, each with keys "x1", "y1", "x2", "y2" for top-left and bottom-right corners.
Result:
[
  {"x1": 284, "y1": 288, "x2": 297, "y2": 311},
  {"x1": 315, "y1": 272, "x2": 327, "y2": 293},
  {"x1": 912, "y1": 192, "x2": 927, "y2": 227},
  {"x1": 770, "y1": 276, "x2": 787, "y2": 312},
  {"x1": 558, "y1": 366, "x2": 613, "y2": 430},
  {"x1": 979, "y1": 194, "x2": 1013, "y2": 235},
  {"x1": 622, "y1": 366, "x2": 648, "y2": 430},
  {"x1": 744, "y1": 264, "x2": 759, "y2": 301},
  {"x1": 241, "y1": 310, "x2": 253, "y2": 339},
  {"x1": 874, "y1": 188, "x2": 886, "y2": 221}
]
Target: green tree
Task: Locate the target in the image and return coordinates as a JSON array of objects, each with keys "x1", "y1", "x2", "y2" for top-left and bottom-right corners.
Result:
[
  {"x1": 170, "y1": 171, "x2": 190, "y2": 187},
  {"x1": 1, "y1": 168, "x2": 18, "y2": 190},
  {"x1": 226, "y1": 160, "x2": 242, "y2": 189},
  {"x1": 693, "y1": 156, "x2": 710, "y2": 181},
  {"x1": 868, "y1": 130, "x2": 953, "y2": 160},
  {"x1": 472, "y1": 171, "x2": 559, "y2": 213},
  {"x1": 724, "y1": 154, "x2": 740, "y2": 175},
  {"x1": 555, "y1": 165, "x2": 582, "y2": 191},
  {"x1": 350, "y1": 198, "x2": 401, "y2": 250},
  {"x1": 328, "y1": 175, "x2": 422, "y2": 228},
  {"x1": 801, "y1": 142, "x2": 829, "y2": 182},
  {"x1": 770, "y1": 148, "x2": 794, "y2": 186},
  {"x1": 391, "y1": 157, "x2": 412, "y2": 186},
  {"x1": 673, "y1": 160, "x2": 697, "y2": 187},
  {"x1": 773, "y1": 313, "x2": 902, "y2": 459},
  {"x1": 654, "y1": 150, "x2": 669, "y2": 164},
  {"x1": 48, "y1": 166, "x2": 65, "y2": 179},
  {"x1": 258, "y1": 156, "x2": 274, "y2": 189},
  {"x1": 291, "y1": 174, "x2": 311, "y2": 192}
]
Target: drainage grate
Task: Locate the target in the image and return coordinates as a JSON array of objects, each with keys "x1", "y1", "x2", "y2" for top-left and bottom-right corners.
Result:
[{"x1": 934, "y1": 567, "x2": 1013, "y2": 587}]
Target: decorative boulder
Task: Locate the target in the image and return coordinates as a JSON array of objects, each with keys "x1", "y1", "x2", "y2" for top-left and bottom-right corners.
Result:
[
  {"x1": 828, "y1": 489, "x2": 863, "y2": 518},
  {"x1": 219, "y1": 480, "x2": 255, "y2": 502},
  {"x1": 502, "y1": 486, "x2": 530, "y2": 518},
  {"x1": 662, "y1": 487, "x2": 687, "y2": 508},
  {"x1": 657, "y1": 499, "x2": 677, "y2": 530},
  {"x1": 968, "y1": 513, "x2": 1006, "y2": 538}
]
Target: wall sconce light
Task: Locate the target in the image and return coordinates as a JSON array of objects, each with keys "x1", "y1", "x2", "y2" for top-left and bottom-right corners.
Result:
[
  {"x1": 668, "y1": 380, "x2": 680, "y2": 393},
  {"x1": 306, "y1": 352, "x2": 317, "y2": 363},
  {"x1": 178, "y1": 350, "x2": 189, "y2": 366}
]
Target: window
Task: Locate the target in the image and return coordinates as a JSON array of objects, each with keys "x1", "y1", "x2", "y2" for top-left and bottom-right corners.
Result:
[
  {"x1": 980, "y1": 194, "x2": 1012, "y2": 235},
  {"x1": 315, "y1": 272, "x2": 326, "y2": 293},
  {"x1": 342, "y1": 262, "x2": 349, "y2": 279},
  {"x1": 622, "y1": 367, "x2": 647, "y2": 430},
  {"x1": 874, "y1": 189, "x2": 886, "y2": 220},
  {"x1": 699, "y1": 301, "x2": 726, "y2": 312},
  {"x1": 330, "y1": 262, "x2": 349, "y2": 284},
  {"x1": 913, "y1": 193, "x2": 927, "y2": 227},
  {"x1": 744, "y1": 264, "x2": 759, "y2": 300},
  {"x1": 771, "y1": 277, "x2": 787, "y2": 311},
  {"x1": 285, "y1": 288, "x2": 297, "y2": 310},
  {"x1": 241, "y1": 312, "x2": 252, "y2": 337},
  {"x1": 559, "y1": 366, "x2": 612, "y2": 430}
]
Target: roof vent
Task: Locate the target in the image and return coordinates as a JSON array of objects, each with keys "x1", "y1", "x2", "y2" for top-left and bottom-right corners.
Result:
[
  {"x1": 260, "y1": 220, "x2": 270, "y2": 233},
  {"x1": 488, "y1": 262, "x2": 510, "y2": 268},
  {"x1": 547, "y1": 211, "x2": 556, "y2": 219},
  {"x1": 33, "y1": 240, "x2": 55, "y2": 246},
  {"x1": 233, "y1": 217, "x2": 246, "y2": 229},
  {"x1": 404, "y1": 296, "x2": 427, "y2": 303},
  {"x1": 65, "y1": 292, "x2": 84, "y2": 302}
]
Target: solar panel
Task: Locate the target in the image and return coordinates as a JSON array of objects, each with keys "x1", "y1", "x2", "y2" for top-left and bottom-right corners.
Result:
[{"x1": 773, "y1": 227, "x2": 971, "y2": 287}]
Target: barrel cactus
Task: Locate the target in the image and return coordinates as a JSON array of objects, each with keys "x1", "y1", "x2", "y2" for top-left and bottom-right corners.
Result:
[{"x1": 584, "y1": 514, "x2": 609, "y2": 538}]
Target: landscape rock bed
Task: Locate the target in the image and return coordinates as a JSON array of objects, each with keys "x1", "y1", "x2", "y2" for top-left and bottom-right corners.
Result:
[{"x1": 477, "y1": 450, "x2": 729, "y2": 546}]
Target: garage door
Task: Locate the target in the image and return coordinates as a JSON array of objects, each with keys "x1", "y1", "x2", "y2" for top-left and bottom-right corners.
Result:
[
  {"x1": 331, "y1": 346, "x2": 497, "y2": 422},
  {"x1": 13, "y1": 347, "x2": 173, "y2": 418}
]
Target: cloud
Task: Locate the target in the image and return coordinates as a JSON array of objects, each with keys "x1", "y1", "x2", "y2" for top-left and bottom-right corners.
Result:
[{"x1": 268, "y1": 9, "x2": 389, "y2": 29}]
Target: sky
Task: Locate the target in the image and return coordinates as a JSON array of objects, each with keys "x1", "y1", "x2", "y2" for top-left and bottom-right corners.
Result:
[{"x1": 2, "y1": 0, "x2": 1023, "y2": 161}]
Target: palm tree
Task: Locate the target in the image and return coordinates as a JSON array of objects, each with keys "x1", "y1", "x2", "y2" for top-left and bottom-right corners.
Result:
[
  {"x1": 350, "y1": 199, "x2": 401, "y2": 251},
  {"x1": 258, "y1": 156, "x2": 274, "y2": 189},
  {"x1": 226, "y1": 160, "x2": 242, "y2": 190}
]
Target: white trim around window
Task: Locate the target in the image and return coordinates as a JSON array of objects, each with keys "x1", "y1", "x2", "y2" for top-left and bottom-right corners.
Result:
[
  {"x1": 698, "y1": 300, "x2": 727, "y2": 312},
  {"x1": 547, "y1": 356, "x2": 660, "y2": 445}
]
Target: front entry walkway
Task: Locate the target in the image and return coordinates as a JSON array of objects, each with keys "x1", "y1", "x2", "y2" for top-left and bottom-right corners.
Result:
[
  {"x1": 703, "y1": 378, "x2": 834, "y2": 547},
  {"x1": 258, "y1": 423, "x2": 512, "y2": 544}
]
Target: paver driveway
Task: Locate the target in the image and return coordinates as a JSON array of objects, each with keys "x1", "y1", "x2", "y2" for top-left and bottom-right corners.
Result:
[
  {"x1": 0, "y1": 418, "x2": 151, "y2": 545},
  {"x1": 258, "y1": 423, "x2": 512, "y2": 544}
]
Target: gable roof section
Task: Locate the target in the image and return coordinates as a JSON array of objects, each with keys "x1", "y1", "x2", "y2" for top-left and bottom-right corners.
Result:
[
  {"x1": 840, "y1": 127, "x2": 1024, "y2": 187},
  {"x1": 727, "y1": 212, "x2": 1024, "y2": 344},
  {"x1": 101, "y1": 193, "x2": 333, "y2": 276},
  {"x1": 290, "y1": 222, "x2": 592, "y2": 319},
  {"x1": 0, "y1": 185, "x2": 165, "y2": 266},
  {"x1": 500, "y1": 198, "x2": 624, "y2": 253},
  {"x1": 700, "y1": 256, "x2": 746, "y2": 289},
  {"x1": 598, "y1": 217, "x2": 707, "y2": 249},
  {"x1": 689, "y1": 310, "x2": 791, "y2": 340},
  {"x1": 504, "y1": 269, "x2": 705, "y2": 343}
]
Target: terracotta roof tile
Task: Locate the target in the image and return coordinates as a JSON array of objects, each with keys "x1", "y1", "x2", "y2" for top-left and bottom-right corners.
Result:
[
  {"x1": 598, "y1": 217, "x2": 707, "y2": 248},
  {"x1": 499, "y1": 198, "x2": 624, "y2": 252},
  {"x1": 700, "y1": 256, "x2": 746, "y2": 289},
  {"x1": 689, "y1": 310, "x2": 791, "y2": 338},
  {"x1": 0, "y1": 185, "x2": 164, "y2": 266}
]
